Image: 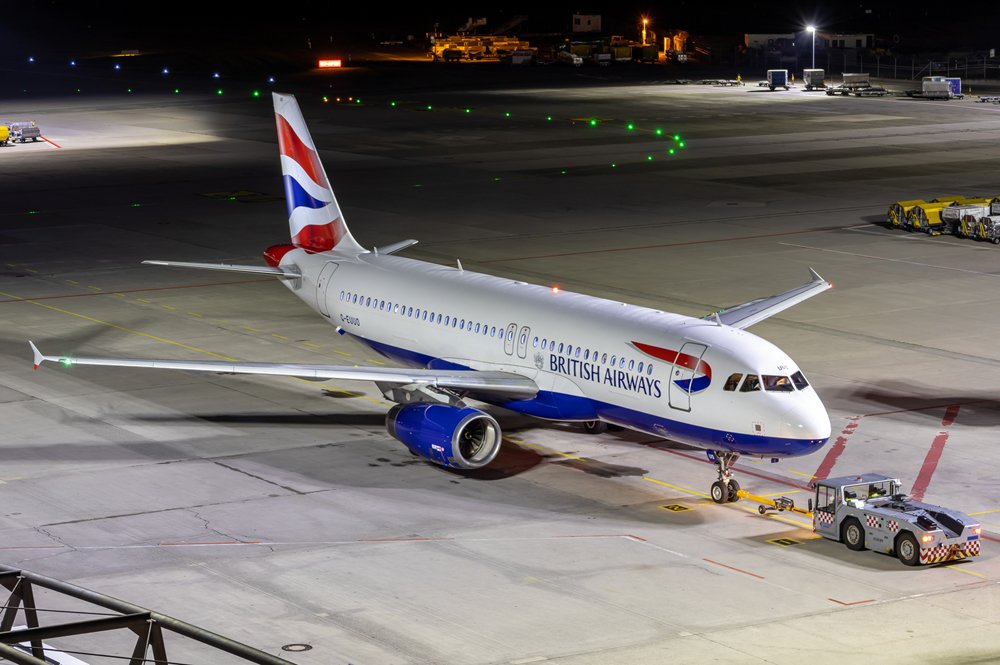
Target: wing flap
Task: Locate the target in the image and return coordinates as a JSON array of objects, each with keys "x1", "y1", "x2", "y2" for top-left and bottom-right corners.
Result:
[
  {"x1": 709, "y1": 268, "x2": 831, "y2": 329},
  {"x1": 28, "y1": 342, "x2": 537, "y2": 398}
]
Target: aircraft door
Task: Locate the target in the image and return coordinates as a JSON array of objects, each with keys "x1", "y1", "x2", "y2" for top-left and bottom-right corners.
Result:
[
  {"x1": 516, "y1": 326, "x2": 530, "y2": 359},
  {"x1": 316, "y1": 262, "x2": 339, "y2": 318},
  {"x1": 668, "y1": 341, "x2": 708, "y2": 412},
  {"x1": 503, "y1": 323, "x2": 517, "y2": 356}
]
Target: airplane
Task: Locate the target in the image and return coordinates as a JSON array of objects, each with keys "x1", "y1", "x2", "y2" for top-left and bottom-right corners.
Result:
[{"x1": 29, "y1": 92, "x2": 832, "y2": 503}]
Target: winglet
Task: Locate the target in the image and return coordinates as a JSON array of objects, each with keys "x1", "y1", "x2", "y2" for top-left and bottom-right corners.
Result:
[{"x1": 29, "y1": 340, "x2": 45, "y2": 370}]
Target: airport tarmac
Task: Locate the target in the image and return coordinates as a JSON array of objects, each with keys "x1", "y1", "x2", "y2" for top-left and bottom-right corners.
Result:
[{"x1": 2, "y1": 66, "x2": 1000, "y2": 663}]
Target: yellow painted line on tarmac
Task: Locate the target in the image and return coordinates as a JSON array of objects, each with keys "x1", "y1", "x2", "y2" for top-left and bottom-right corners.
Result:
[
  {"x1": 136, "y1": 298, "x2": 150, "y2": 303},
  {"x1": 87, "y1": 285, "x2": 102, "y2": 292},
  {"x1": 949, "y1": 565, "x2": 986, "y2": 579},
  {"x1": 65, "y1": 279, "x2": 79, "y2": 285},
  {"x1": 302, "y1": 342, "x2": 320, "y2": 348},
  {"x1": 113, "y1": 293, "x2": 126, "y2": 298},
  {"x1": 24, "y1": 268, "x2": 37, "y2": 273},
  {"x1": 188, "y1": 312, "x2": 203, "y2": 318},
  {"x1": 366, "y1": 358, "x2": 386, "y2": 365},
  {"x1": 161, "y1": 304, "x2": 176, "y2": 311},
  {"x1": 0, "y1": 290, "x2": 236, "y2": 360},
  {"x1": 271, "y1": 333, "x2": 289, "y2": 340},
  {"x1": 968, "y1": 509, "x2": 1000, "y2": 516},
  {"x1": 643, "y1": 476, "x2": 711, "y2": 500},
  {"x1": 786, "y1": 469, "x2": 817, "y2": 479},
  {"x1": 333, "y1": 350, "x2": 352, "y2": 357},
  {"x1": 242, "y1": 326, "x2": 257, "y2": 332},
  {"x1": 507, "y1": 436, "x2": 584, "y2": 461}
]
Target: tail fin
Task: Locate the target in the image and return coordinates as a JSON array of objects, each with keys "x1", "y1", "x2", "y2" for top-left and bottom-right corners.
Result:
[{"x1": 273, "y1": 92, "x2": 364, "y2": 254}]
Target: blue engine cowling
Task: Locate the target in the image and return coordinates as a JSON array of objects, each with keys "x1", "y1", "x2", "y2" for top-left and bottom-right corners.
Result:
[{"x1": 385, "y1": 403, "x2": 502, "y2": 469}]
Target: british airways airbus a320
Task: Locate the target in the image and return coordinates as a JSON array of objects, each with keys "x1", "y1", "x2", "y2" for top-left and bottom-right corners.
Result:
[{"x1": 30, "y1": 93, "x2": 832, "y2": 503}]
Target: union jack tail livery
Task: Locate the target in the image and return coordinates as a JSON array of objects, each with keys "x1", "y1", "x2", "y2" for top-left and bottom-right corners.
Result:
[{"x1": 273, "y1": 92, "x2": 363, "y2": 254}]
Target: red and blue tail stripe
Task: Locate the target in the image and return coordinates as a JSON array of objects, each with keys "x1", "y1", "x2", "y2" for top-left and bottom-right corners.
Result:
[{"x1": 272, "y1": 92, "x2": 362, "y2": 254}]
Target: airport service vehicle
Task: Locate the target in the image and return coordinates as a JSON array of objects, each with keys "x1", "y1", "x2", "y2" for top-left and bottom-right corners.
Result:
[
  {"x1": 8, "y1": 121, "x2": 41, "y2": 142},
  {"x1": 905, "y1": 76, "x2": 963, "y2": 100},
  {"x1": 825, "y1": 72, "x2": 887, "y2": 97},
  {"x1": 766, "y1": 69, "x2": 789, "y2": 91},
  {"x1": 0, "y1": 125, "x2": 8, "y2": 146},
  {"x1": 29, "y1": 93, "x2": 833, "y2": 502},
  {"x1": 556, "y1": 50, "x2": 583, "y2": 66},
  {"x1": 813, "y1": 474, "x2": 981, "y2": 565},
  {"x1": 802, "y1": 68, "x2": 825, "y2": 90}
]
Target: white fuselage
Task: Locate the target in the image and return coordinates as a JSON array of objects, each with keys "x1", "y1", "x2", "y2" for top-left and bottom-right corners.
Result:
[{"x1": 279, "y1": 248, "x2": 831, "y2": 458}]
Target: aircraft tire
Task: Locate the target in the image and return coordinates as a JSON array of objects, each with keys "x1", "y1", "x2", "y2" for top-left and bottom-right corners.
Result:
[{"x1": 711, "y1": 481, "x2": 728, "y2": 504}]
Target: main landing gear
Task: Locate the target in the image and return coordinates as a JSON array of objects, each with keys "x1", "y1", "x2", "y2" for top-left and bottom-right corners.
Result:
[{"x1": 708, "y1": 450, "x2": 741, "y2": 503}]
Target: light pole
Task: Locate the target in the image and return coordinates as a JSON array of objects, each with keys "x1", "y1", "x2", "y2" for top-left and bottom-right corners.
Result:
[
  {"x1": 806, "y1": 25, "x2": 816, "y2": 69},
  {"x1": 642, "y1": 18, "x2": 649, "y2": 46}
]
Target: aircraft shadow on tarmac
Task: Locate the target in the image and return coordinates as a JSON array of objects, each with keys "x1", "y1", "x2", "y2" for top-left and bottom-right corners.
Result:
[{"x1": 839, "y1": 381, "x2": 1000, "y2": 426}]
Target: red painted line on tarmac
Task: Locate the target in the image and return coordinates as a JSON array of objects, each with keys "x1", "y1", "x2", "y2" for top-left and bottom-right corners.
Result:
[
  {"x1": 159, "y1": 540, "x2": 261, "y2": 546},
  {"x1": 703, "y1": 558, "x2": 765, "y2": 579},
  {"x1": 42, "y1": 136, "x2": 62, "y2": 149},
  {"x1": 859, "y1": 399, "x2": 988, "y2": 419},
  {"x1": 910, "y1": 405, "x2": 959, "y2": 502},
  {"x1": 811, "y1": 418, "x2": 861, "y2": 482},
  {"x1": 981, "y1": 534, "x2": 1000, "y2": 543},
  {"x1": 828, "y1": 597, "x2": 875, "y2": 606},
  {"x1": 0, "y1": 278, "x2": 272, "y2": 304},
  {"x1": 479, "y1": 225, "x2": 846, "y2": 263}
]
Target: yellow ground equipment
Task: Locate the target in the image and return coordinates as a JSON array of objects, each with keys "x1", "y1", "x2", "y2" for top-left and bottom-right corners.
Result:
[
  {"x1": 0, "y1": 125, "x2": 8, "y2": 146},
  {"x1": 736, "y1": 490, "x2": 813, "y2": 517},
  {"x1": 886, "y1": 199, "x2": 924, "y2": 227},
  {"x1": 904, "y1": 196, "x2": 978, "y2": 234},
  {"x1": 942, "y1": 199, "x2": 995, "y2": 235}
]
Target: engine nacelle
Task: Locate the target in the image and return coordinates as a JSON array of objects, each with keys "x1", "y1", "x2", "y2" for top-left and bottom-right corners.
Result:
[{"x1": 385, "y1": 403, "x2": 502, "y2": 469}]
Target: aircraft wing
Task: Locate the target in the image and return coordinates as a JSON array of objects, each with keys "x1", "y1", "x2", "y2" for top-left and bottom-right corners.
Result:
[
  {"x1": 707, "y1": 268, "x2": 831, "y2": 330},
  {"x1": 28, "y1": 342, "x2": 537, "y2": 398}
]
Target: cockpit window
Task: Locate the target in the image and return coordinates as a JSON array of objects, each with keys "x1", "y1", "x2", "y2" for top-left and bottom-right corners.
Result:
[
  {"x1": 791, "y1": 371, "x2": 809, "y2": 390},
  {"x1": 739, "y1": 375, "x2": 760, "y2": 392},
  {"x1": 723, "y1": 373, "x2": 743, "y2": 391},
  {"x1": 763, "y1": 375, "x2": 794, "y2": 392}
]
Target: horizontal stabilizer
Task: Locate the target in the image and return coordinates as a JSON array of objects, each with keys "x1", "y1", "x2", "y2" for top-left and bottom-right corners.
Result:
[
  {"x1": 142, "y1": 260, "x2": 301, "y2": 278},
  {"x1": 27, "y1": 342, "x2": 538, "y2": 398},
  {"x1": 373, "y1": 239, "x2": 419, "y2": 255},
  {"x1": 708, "y1": 268, "x2": 831, "y2": 329}
]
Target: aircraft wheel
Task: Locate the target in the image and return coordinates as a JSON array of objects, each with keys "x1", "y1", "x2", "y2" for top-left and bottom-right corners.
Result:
[
  {"x1": 727, "y1": 479, "x2": 740, "y2": 502},
  {"x1": 842, "y1": 518, "x2": 866, "y2": 551},
  {"x1": 711, "y1": 481, "x2": 728, "y2": 504},
  {"x1": 896, "y1": 532, "x2": 921, "y2": 566},
  {"x1": 583, "y1": 420, "x2": 607, "y2": 435}
]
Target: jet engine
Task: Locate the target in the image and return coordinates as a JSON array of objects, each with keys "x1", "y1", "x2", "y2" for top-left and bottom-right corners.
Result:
[{"x1": 385, "y1": 403, "x2": 502, "y2": 469}]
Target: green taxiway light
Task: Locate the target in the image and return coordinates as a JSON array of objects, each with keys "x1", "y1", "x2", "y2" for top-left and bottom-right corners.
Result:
[
  {"x1": 589, "y1": 118, "x2": 598, "y2": 126},
  {"x1": 611, "y1": 163, "x2": 617, "y2": 168},
  {"x1": 252, "y1": 90, "x2": 260, "y2": 97},
  {"x1": 647, "y1": 155, "x2": 653, "y2": 161},
  {"x1": 62, "y1": 358, "x2": 73, "y2": 366},
  {"x1": 669, "y1": 148, "x2": 676, "y2": 155},
  {"x1": 504, "y1": 112, "x2": 510, "y2": 117},
  {"x1": 560, "y1": 170, "x2": 567, "y2": 174},
  {"x1": 655, "y1": 128, "x2": 663, "y2": 135},
  {"x1": 494, "y1": 177, "x2": 502, "y2": 181},
  {"x1": 546, "y1": 115, "x2": 553, "y2": 121},
  {"x1": 322, "y1": 96, "x2": 329, "y2": 103},
  {"x1": 130, "y1": 203, "x2": 142, "y2": 207},
  {"x1": 626, "y1": 123, "x2": 635, "y2": 131},
  {"x1": 173, "y1": 88, "x2": 180, "y2": 94},
  {"x1": 127, "y1": 88, "x2": 132, "y2": 93},
  {"x1": 673, "y1": 134, "x2": 681, "y2": 140},
  {"x1": 679, "y1": 141, "x2": 686, "y2": 148},
  {"x1": 390, "y1": 101, "x2": 397, "y2": 107},
  {"x1": 28, "y1": 210, "x2": 39, "y2": 215},
  {"x1": 426, "y1": 105, "x2": 433, "y2": 110},
  {"x1": 356, "y1": 99, "x2": 361, "y2": 104}
]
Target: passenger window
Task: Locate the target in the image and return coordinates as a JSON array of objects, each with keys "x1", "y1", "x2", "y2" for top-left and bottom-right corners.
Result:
[
  {"x1": 445, "y1": 316, "x2": 450, "y2": 326},
  {"x1": 491, "y1": 326, "x2": 496, "y2": 337},
  {"x1": 558, "y1": 343, "x2": 564, "y2": 353},
  {"x1": 575, "y1": 347, "x2": 581, "y2": 358},
  {"x1": 602, "y1": 353, "x2": 608, "y2": 364},
  {"x1": 339, "y1": 291, "x2": 345, "y2": 301},
  {"x1": 533, "y1": 337, "x2": 538, "y2": 347},
  {"x1": 723, "y1": 373, "x2": 743, "y2": 391},
  {"x1": 628, "y1": 359, "x2": 634, "y2": 371},
  {"x1": 610, "y1": 355, "x2": 617, "y2": 365},
  {"x1": 637, "y1": 361, "x2": 643, "y2": 373},
  {"x1": 566, "y1": 345, "x2": 573, "y2": 355},
  {"x1": 380, "y1": 301, "x2": 385, "y2": 311},
  {"x1": 476, "y1": 323, "x2": 482, "y2": 333},
  {"x1": 763, "y1": 375, "x2": 794, "y2": 392},
  {"x1": 646, "y1": 364, "x2": 653, "y2": 376},
  {"x1": 408, "y1": 307, "x2": 413, "y2": 317},
  {"x1": 366, "y1": 297, "x2": 371, "y2": 307},
  {"x1": 584, "y1": 349, "x2": 589, "y2": 360},
  {"x1": 791, "y1": 371, "x2": 809, "y2": 390},
  {"x1": 541, "y1": 339, "x2": 547, "y2": 349},
  {"x1": 507, "y1": 329, "x2": 513, "y2": 340},
  {"x1": 619, "y1": 357, "x2": 626, "y2": 368},
  {"x1": 520, "y1": 333, "x2": 527, "y2": 344},
  {"x1": 452, "y1": 318, "x2": 458, "y2": 328},
  {"x1": 740, "y1": 375, "x2": 761, "y2": 392}
]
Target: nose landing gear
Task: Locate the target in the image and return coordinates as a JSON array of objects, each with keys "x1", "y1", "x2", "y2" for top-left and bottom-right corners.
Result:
[{"x1": 708, "y1": 450, "x2": 741, "y2": 503}]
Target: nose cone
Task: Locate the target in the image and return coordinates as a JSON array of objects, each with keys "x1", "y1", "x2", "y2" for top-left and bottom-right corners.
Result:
[{"x1": 780, "y1": 393, "x2": 831, "y2": 445}]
